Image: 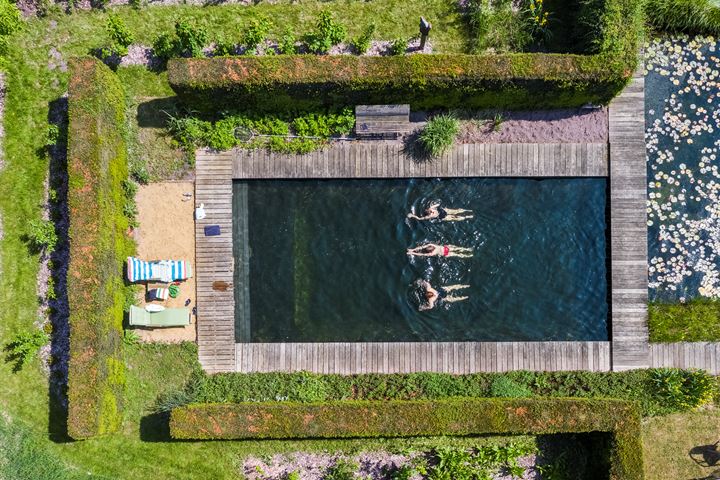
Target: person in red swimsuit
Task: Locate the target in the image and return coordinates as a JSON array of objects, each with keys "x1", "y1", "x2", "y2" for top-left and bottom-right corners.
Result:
[{"x1": 406, "y1": 243, "x2": 473, "y2": 258}]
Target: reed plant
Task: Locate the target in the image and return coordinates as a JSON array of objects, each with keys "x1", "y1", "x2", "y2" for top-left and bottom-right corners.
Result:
[{"x1": 645, "y1": 0, "x2": 720, "y2": 35}]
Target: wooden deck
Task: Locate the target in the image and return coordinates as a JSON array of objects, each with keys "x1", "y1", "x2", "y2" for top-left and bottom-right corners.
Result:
[
  {"x1": 236, "y1": 341, "x2": 611, "y2": 373},
  {"x1": 195, "y1": 152, "x2": 236, "y2": 373},
  {"x1": 231, "y1": 142, "x2": 609, "y2": 179},
  {"x1": 650, "y1": 343, "x2": 720, "y2": 375},
  {"x1": 608, "y1": 70, "x2": 650, "y2": 371}
]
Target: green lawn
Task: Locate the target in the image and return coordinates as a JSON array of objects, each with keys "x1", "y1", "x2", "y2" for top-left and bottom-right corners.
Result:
[
  {"x1": 643, "y1": 409, "x2": 720, "y2": 480},
  {"x1": 649, "y1": 299, "x2": 720, "y2": 342}
]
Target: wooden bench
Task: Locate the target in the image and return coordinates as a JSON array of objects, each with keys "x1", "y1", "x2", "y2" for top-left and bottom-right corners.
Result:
[{"x1": 355, "y1": 104, "x2": 411, "y2": 139}]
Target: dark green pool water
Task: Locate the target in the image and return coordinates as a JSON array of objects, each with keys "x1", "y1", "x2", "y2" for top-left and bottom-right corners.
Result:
[{"x1": 234, "y1": 178, "x2": 608, "y2": 342}]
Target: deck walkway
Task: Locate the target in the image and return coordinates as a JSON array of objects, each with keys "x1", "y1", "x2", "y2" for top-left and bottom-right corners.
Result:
[
  {"x1": 650, "y1": 343, "x2": 720, "y2": 375},
  {"x1": 236, "y1": 341, "x2": 611, "y2": 373},
  {"x1": 608, "y1": 70, "x2": 650, "y2": 371},
  {"x1": 231, "y1": 142, "x2": 609, "y2": 179},
  {"x1": 195, "y1": 152, "x2": 236, "y2": 373}
]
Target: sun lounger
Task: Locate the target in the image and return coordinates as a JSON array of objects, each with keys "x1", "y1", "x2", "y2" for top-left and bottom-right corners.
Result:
[
  {"x1": 129, "y1": 305, "x2": 191, "y2": 327},
  {"x1": 126, "y1": 257, "x2": 192, "y2": 283}
]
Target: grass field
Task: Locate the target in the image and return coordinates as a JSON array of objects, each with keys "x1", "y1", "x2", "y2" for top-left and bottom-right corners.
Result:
[
  {"x1": 649, "y1": 299, "x2": 720, "y2": 342},
  {"x1": 643, "y1": 409, "x2": 720, "y2": 480}
]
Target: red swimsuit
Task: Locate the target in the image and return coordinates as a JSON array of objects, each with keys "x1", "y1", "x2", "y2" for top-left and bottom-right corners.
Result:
[{"x1": 443, "y1": 245, "x2": 450, "y2": 256}]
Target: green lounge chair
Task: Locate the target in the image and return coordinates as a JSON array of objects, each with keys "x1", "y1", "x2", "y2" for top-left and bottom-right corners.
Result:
[{"x1": 129, "y1": 305, "x2": 191, "y2": 327}]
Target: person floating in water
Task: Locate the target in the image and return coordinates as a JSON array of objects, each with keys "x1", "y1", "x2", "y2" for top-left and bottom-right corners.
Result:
[
  {"x1": 418, "y1": 280, "x2": 469, "y2": 311},
  {"x1": 407, "y1": 201, "x2": 473, "y2": 221},
  {"x1": 407, "y1": 243, "x2": 473, "y2": 258}
]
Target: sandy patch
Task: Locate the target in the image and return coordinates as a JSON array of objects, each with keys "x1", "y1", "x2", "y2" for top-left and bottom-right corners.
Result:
[{"x1": 133, "y1": 182, "x2": 196, "y2": 342}]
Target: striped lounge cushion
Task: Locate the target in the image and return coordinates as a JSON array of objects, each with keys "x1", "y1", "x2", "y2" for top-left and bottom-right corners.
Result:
[{"x1": 127, "y1": 257, "x2": 193, "y2": 283}]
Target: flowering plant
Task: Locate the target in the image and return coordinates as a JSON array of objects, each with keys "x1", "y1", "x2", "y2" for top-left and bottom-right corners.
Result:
[{"x1": 528, "y1": 0, "x2": 550, "y2": 38}]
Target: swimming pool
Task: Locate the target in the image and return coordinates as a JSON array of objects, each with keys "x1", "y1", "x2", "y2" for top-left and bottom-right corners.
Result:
[{"x1": 233, "y1": 177, "x2": 608, "y2": 343}]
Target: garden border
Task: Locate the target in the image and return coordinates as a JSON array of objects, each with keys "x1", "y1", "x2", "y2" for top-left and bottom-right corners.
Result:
[{"x1": 170, "y1": 397, "x2": 644, "y2": 480}]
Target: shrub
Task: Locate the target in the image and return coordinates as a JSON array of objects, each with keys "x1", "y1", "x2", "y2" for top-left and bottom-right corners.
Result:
[
  {"x1": 419, "y1": 114, "x2": 460, "y2": 157},
  {"x1": 169, "y1": 398, "x2": 644, "y2": 479},
  {"x1": 291, "y1": 109, "x2": 354, "y2": 137},
  {"x1": 325, "y1": 459, "x2": 358, "y2": 480},
  {"x1": 644, "y1": 0, "x2": 720, "y2": 35},
  {"x1": 46, "y1": 124, "x2": 60, "y2": 147},
  {"x1": 26, "y1": 219, "x2": 57, "y2": 254},
  {"x1": 175, "y1": 19, "x2": 208, "y2": 58},
  {"x1": 167, "y1": 110, "x2": 353, "y2": 154},
  {"x1": 242, "y1": 16, "x2": 272, "y2": 54},
  {"x1": 122, "y1": 329, "x2": 140, "y2": 346},
  {"x1": 128, "y1": 0, "x2": 141, "y2": 8},
  {"x1": 0, "y1": 0, "x2": 21, "y2": 54},
  {"x1": 278, "y1": 29, "x2": 297, "y2": 55},
  {"x1": 183, "y1": 369, "x2": 717, "y2": 417},
  {"x1": 214, "y1": 35, "x2": 236, "y2": 57},
  {"x1": 0, "y1": 0, "x2": 20, "y2": 37},
  {"x1": 489, "y1": 376, "x2": 532, "y2": 398},
  {"x1": 651, "y1": 368, "x2": 716, "y2": 410},
  {"x1": 388, "y1": 38, "x2": 407, "y2": 56},
  {"x1": 305, "y1": 10, "x2": 346, "y2": 54},
  {"x1": 106, "y1": 13, "x2": 134, "y2": 57},
  {"x1": 427, "y1": 443, "x2": 533, "y2": 479},
  {"x1": 4, "y1": 330, "x2": 49, "y2": 371},
  {"x1": 66, "y1": 57, "x2": 131, "y2": 439},
  {"x1": 466, "y1": 0, "x2": 533, "y2": 53},
  {"x1": 152, "y1": 32, "x2": 177, "y2": 61},
  {"x1": 351, "y1": 23, "x2": 375, "y2": 54}
]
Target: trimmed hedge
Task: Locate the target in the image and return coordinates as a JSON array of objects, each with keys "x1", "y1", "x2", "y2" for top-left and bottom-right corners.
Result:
[
  {"x1": 168, "y1": 53, "x2": 631, "y2": 112},
  {"x1": 170, "y1": 398, "x2": 644, "y2": 479},
  {"x1": 67, "y1": 57, "x2": 131, "y2": 439},
  {"x1": 167, "y1": 0, "x2": 643, "y2": 112}
]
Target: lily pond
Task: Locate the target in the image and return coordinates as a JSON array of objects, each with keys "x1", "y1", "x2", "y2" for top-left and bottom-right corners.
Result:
[{"x1": 646, "y1": 35, "x2": 720, "y2": 301}]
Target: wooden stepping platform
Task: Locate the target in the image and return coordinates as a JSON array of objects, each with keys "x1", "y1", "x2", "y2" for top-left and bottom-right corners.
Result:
[{"x1": 355, "y1": 104, "x2": 412, "y2": 139}]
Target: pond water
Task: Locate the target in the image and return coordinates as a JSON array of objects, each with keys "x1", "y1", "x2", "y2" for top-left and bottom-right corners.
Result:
[
  {"x1": 235, "y1": 178, "x2": 608, "y2": 342},
  {"x1": 645, "y1": 36, "x2": 720, "y2": 301}
]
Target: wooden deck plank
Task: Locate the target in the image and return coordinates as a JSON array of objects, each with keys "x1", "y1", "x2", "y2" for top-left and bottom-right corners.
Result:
[
  {"x1": 228, "y1": 142, "x2": 608, "y2": 179},
  {"x1": 609, "y1": 68, "x2": 650, "y2": 371},
  {"x1": 229, "y1": 342, "x2": 621, "y2": 374}
]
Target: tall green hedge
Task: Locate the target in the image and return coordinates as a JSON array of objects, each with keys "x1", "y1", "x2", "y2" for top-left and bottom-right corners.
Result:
[
  {"x1": 168, "y1": 0, "x2": 643, "y2": 112},
  {"x1": 67, "y1": 57, "x2": 130, "y2": 440},
  {"x1": 170, "y1": 398, "x2": 644, "y2": 479}
]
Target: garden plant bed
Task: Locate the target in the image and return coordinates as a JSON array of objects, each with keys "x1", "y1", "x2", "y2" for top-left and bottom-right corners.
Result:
[{"x1": 1, "y1": 0, "x2": 720, "y2": 477}]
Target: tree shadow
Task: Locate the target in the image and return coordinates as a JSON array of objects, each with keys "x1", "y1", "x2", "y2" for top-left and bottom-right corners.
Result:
[
  {"x1": 46, "y1": 97, "x2": 73, "y2": 443},
  {"x1": 136, "y1": 97, "x2": 182, "y2": 129},
  {"x1": 690, "y1": 441, "x2": 720, "y2": 467}
]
